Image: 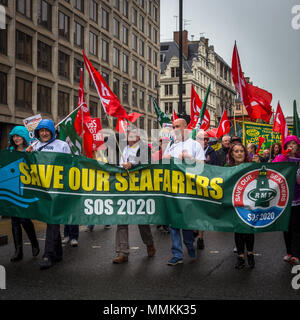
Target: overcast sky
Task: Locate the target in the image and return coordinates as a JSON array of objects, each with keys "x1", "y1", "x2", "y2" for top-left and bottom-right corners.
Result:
[{"x1": 160, "y1": 0, "x2": 300, "y2": 116}]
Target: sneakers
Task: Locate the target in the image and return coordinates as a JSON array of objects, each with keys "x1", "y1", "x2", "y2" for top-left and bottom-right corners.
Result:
[
  {"x1": 235, "y1": 256, "x2": 245, "y2": 269},
  {"x1": 70, "y1": 239, "x2": 78, "y2": 247},
  {"x1": 62, "y1": 236, "x2": 70, "y2": 244},
  {"x1": 167, "y1": 257, "x2": 183, "y2": 266},
  {"x1": 197, "y1": 238, "x2": 204, "y2": 250},
  {"x1": 247, "y1": 254, "x2": 255, "y2": 269},
  {"x1": 112, "y1": 255, "x2": 128, "y2": 264},
  {"x1": 147, "y1": 244, "x2": 156, "y2": 257},
  {"x1": 104, "y1": 225, "x2": 112, "y2": 229}
]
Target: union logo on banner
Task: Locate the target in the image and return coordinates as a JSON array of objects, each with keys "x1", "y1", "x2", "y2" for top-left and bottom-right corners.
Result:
[{"x1": 232, "y1": 166, "x2": 289, "y2": 228}]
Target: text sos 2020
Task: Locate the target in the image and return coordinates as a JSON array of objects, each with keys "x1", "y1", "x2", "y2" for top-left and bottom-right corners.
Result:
[{"x1": 84, "y1": 198, "x2": 156, "y2": 216}]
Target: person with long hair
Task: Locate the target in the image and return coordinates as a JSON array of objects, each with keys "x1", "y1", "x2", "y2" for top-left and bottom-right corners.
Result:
[
  {"x1": 7, "y1": 126, "x2": 40, "y2": 262},
  {"x1": 227, "y1": 143, "x2": 260, "y2": 269},
  {"x1": 269, "y1": 143, "x2": 281, "y2": 162},
  {"x1": 273, "y1": 136, "x2": 300, "y2": 265}
]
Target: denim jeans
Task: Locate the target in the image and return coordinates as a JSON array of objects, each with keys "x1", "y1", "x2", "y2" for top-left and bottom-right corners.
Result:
[
  {"x1": 169, "y1": 227, "x2": 195, "y2": 259},
  {"x1": 64, "y1": 225, "x2": 79, "y2": 240}
]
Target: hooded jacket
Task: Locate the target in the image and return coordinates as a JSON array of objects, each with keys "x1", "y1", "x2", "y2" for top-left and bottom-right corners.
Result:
[
  {"x1": 9, "y1": 126, "x2": 30, "y2": 150},
  {"x1": 33, "y1": 119, "x2": 71, "y2": 154}
]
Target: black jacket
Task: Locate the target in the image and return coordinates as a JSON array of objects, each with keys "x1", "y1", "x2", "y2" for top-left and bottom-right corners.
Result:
[{"x1": 216, "y1": 146, "x2": 229, "y2": 166}]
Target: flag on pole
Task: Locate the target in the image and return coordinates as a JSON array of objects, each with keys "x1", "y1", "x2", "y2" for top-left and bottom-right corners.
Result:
[
  {"x1": 172, "y1": 109, "x2": 179, "y2": 122},
  {"x1": 85, "y1": 118, "x2": 104, "y2": 151},
  {"x1": 232, "y1": 43, "x2": 273, "y2": 123},
  {"x1": 59, "y1": 109, "x2": 82, "y2": 156},
  {"x1": 188, "y1": 84, "x2": 210, "y2": 129},
  {"x1": 293, "y1": 100, "x2": 300, "y2": 137},
  {"x1": 273, "y1": 102, "x2": 288, "y2": 153},
  {"x1": 74, "y1": 69, "x2": 93, "y2": 158},
  {"x1": 191, "y1": 84, "x2": 211, "y2": 139},
  {"x1": 83, "y1": 51, "x2": 129, "y2": 119},
  {"x1": 116, "y1": 118, "x2": 129, "y2": 134},
  {"x1": 152, "y1": 97, "x2": 172, "y2": 126},
  {"x1": 216, "y1": 109, "x2": 231, "y2": 138}
]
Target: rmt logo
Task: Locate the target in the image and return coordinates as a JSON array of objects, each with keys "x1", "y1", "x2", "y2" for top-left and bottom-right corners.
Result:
[
  {"x1": 0, "y1": 265, "x2": 6, "y2": 290},
  {"x1": 292, "y1": 5, "x2": 300, "y2": 30}
]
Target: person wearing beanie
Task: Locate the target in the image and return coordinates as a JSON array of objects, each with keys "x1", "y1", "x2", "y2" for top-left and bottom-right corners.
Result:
[
  {"x1": 7, "y1": 126, "x2": 40, "y2": 262},
  {"x1": 273, "y1": 135, "x2": 300, "y2": 266}
]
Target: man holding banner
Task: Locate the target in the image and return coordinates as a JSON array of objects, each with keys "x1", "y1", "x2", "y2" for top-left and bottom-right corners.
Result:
[{"x1": 163, "y1": 118, "x2": 205, "y2": 265}]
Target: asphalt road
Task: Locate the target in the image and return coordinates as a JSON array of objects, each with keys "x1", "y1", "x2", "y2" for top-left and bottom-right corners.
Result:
[{"x1": 0, "y1": 225, "x2": 299, "y2": 300}]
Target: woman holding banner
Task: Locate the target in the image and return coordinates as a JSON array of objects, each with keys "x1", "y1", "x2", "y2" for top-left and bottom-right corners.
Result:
[
  {"x1": 227, "y1": 143, "x2": 260, "y2": 269},
  {"x1": 7, "y1": 126, "x2": 40, "y2": 262},
  {"x1": 273, "y1": 136, "x2": 300, "y2": 265}
]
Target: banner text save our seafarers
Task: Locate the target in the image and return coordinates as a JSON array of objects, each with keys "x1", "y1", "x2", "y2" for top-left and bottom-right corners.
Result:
[{"x1": 19, "y1": 163, "x2": 224, "y2": 200}]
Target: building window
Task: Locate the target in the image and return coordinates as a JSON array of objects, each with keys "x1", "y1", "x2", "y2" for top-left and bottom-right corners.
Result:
[
  {"x1": 0, "y1": 27, "x2": 7, "y2": 55},
  {"x1": 37, "y1": 84, "x2": 51, "y2": 114},
  {"x1": 74, "y1": 21, "x2": 84, "y2": 48},
  {"x1": 58, "y1": 11, "x2": 70, "y2": 40},
  {"x1": 101, "y1": 8, "x2": 109, "y2": 31},
  {"x1": 17, "y1": 0, "x2": 32, "y2": 19},
  {"x1": 165, "y1": 84, "x2": 173, "y2": 96},
  {"x1": 139, "y1": 39, "x2": 144, "y2": 57},
  {"x1": 132, "y1": 33, "x2": 137, "y2": 51},
  {"x1": 16, "y1": 30, "x2": 32, "y2": 65},
  {"x1": 113, "y1": 18, "x2": 120, "y2": 39},
  {"x1": 16, "y1": 77, "x2": 32, "y2": 110},
  {"x1": 58, "y1": 51, "x2": 70, "y2": 78},
  {"x1": 90, "y1": 0, "x2": 98, "y2": 23},
  {"x1": 74, "y1": 0, "x2": 84, "y2": 13},
  {"x1": 165, "y1": 102, "x2": 173, "y2": 114},
  {"x1": 0, "y1": 72, "x2": 7, "y2": 104},
  {"x1": 89, "y1": 31, "x2": 97, "y2": 56},
  {"x1": 139, "y1": 15, "x2": 144, "y2": 33},
  {"x1": 132, "y1": 60, "x2": 137, "y2": 79},
  {"x1": 113, "y1": 0, "x2": 120, "y2": 10},
  {"x1": 113, "y1": 77, "x2": 120, "y2": 97},
  {"x1": 132, "y1": 87, "x2": 137, "y2": 106},
  {"x1": 171, "y1": 67, "x2": 179, "y2": 78},
  {"x1": 147, "y1": 23, "x2": 152, "y2": 39},
  {"x1": 147, "y1": 46, "x2": 152, "y2": 62},
  {"x1": 153, "y1": 29, "x2": 158, "y2": 44},
  {"x1": 122, "y1": 0, "x2": 128, "y2": 18},
  {"x1": 38, "y1": 0, "x2": 52, "y2": 30},
  {"x1": 113, "y1": 47, "x2": 120, "y2": 68},
  {"x1": 139, "y1": 64, "x2": 144, "y2": 83},
  {"x1": 37, "y1": 41, "x2": 52, "y2": 72},
  {"x1": 89, "y1": 100, "x2": 98, "y2": 117},
  {"x1": 101, "y1": 39, "x2": 109, "y2": 62},
  {"x1": 153, "y1": 51, "x2": 158, "y2": 66},
  {"x1": 147, "y1": 95, "x2": 152, "y2": 112},
  {"x1": 0, "y1": 0, "x2": 8, "y2": 5},
  {"x1": 58, "y1": 91, "x2": 69, "y2": 116},
  {"x1": 122, "y1": 53, "x2": 128, "y2": 73},
  {"x1": 74, "y1": 58, "x2": 84, "y2": 83},
  {"x1": 147, "y1": 69, "x2": 152, "y2": 88},
  {"x1": 139, "y1": 90, "x2": 144, "y2": 109},
  {"x1": 139, "y1": 116, "x2": 144, "y2": 129},
  {"x1": 122, "y1": 26, "x2": 128, "y2": 45},
  {"x1": 132, "y1": 8, "x2": 137, "y2": 26},
  {"x1": 122, "y1": 82, "x2": 128, "y2": 103}
]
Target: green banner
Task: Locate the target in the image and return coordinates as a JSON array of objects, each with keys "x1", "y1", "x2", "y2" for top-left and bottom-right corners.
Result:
[
  {"x1": 243, "y1": 121, "x2": 293, "y2": 150},
  {"x1": 0, "y1": 150, "x2": 297, "y2": 233}
]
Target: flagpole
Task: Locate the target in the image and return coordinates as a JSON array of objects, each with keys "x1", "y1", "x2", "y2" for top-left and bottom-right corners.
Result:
[{"x1": 233, "y1": 107, "x2": 237, "y2": 136}]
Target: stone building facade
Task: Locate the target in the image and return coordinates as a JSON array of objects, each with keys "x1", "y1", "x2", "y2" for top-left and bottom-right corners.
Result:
[{"x1": 0, "y1": 0, "x2": 160, "y2": 149}]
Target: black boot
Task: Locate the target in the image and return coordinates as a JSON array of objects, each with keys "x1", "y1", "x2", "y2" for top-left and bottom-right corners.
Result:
[
  {"x1": 247, "y1": 253, "x2": 255, "y2": 269},
  {"x1": 22, "y1": 219, "x2": 40, "y2": 257},
  {"x1": 11, "y1": 224, "x2": 23, "y2": 262},
  {"x1": 235, "y1": 256, "x2": 245, "y2": 269}
]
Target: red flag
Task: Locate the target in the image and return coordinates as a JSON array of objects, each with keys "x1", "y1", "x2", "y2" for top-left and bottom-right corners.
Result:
[
  {"x1": 232, "y1": 43, "x2": 273, "y2": 123},
  {"x1": 83, "y1": 51, "x2": 129, "y2": 119},
  {"x1": 247, "y1": 84, "x2": 273, "y2": 123},
  {"x1": 172, "y1": 109, "x2": 179, "y2": 122},
  {"x1": 273, "y1": 102, "x2": 288, "y2": 153},
  {"x1": 74, "y1": 69, "x2": 93, "y2": 158},
  {"x1": 86, "y1": 118, "x2": 104, "y2": 151},
  {"x1": 116, "y1": 118, "x2": 129, "y2": 134},
  {"x1": 188, "y1": 85, "x2": 210, "y2": 130},
  {"x1": 127, "y1": 112, "x2": 142, "y2": 123},
  {"x1": 216, "y1": 109, "x2": 231, "y2": 138}
]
